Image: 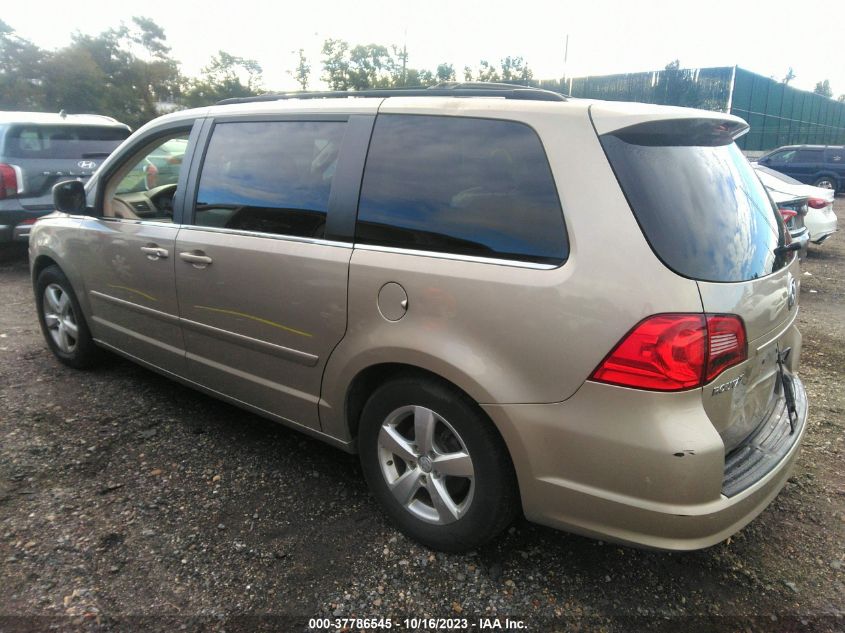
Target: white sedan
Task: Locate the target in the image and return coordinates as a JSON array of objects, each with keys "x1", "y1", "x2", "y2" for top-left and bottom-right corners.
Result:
[{"x1": 754, "y1": 164, "x2": 837, "y2": 244}]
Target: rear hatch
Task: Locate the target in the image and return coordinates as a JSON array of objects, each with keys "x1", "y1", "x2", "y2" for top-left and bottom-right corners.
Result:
[
  {"x1": 1, "y1": 123, "x2": 130, "y2": 209},
  {"x1": 592, "y1": 107, "x2": 802, "y2": 455}
]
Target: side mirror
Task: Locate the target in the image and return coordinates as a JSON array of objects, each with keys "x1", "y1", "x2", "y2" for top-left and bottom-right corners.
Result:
[{"x1": 53, "y1": 180, "x2": 87, "y2": 214}]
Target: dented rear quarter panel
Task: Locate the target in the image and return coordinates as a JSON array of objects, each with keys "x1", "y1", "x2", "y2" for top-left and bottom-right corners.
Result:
[{"x1": 319, "y1": 99, "x2": 705, "y2": 441}]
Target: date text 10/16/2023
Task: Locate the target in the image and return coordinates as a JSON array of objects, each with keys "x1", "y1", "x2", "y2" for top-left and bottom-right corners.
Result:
[{"x1": 308, "y1": 617, "x2": 527, "y2": 630}]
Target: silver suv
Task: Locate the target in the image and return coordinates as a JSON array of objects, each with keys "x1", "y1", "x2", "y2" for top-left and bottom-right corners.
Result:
[
  {"x1": 29, "y1": 85, "x2": 808, "y2": 552},
  {"x1": 0, "y1": 111, "x2": 130, "y2": 243}
]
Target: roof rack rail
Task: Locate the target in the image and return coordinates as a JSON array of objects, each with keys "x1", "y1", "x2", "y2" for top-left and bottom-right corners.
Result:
[{"x1": 216, "y1": 82, "x2": 567, "y2": 106}]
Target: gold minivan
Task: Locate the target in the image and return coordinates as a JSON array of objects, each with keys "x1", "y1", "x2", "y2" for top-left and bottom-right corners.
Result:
[{"x1": 30, "y1": 85, "x2": 808, "y2": 552}]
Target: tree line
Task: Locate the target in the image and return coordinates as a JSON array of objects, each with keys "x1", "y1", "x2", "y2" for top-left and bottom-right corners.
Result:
[
  {"x1": 317, "y1": 39, "x2": 531, "y2": 91},
  {"x1": 3, "y1": 16, "x2": 840, "y2": 132},
  {"x1": 0, "y1": 17, "x2": 534, "y2": 130}
]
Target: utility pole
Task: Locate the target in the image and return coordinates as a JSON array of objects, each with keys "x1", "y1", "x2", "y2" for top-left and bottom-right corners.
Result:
[
  {"x1": 402, "y1": 28, "x2": 408, "y2": 86},
  {"x1": 563, "y1": 34, "x2": 569, "y2": 80}
]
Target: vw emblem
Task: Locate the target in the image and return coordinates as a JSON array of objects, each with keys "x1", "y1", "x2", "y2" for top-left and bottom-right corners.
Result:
[
  {"x1": 787, "y1": 276, "x2": 797, "y2": 310},
  {"x1": 77, "y1": 160, "x2": 97, "y2": 170}
]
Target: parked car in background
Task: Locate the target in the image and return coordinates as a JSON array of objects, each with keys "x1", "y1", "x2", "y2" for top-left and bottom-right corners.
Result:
[
  {"x1": 769, "y1": 189, "x2": 809, "y2": 259},
  {"x1": 0, "y1": 111, "x2": 131, "y2": 243},
  {"x1": 754, "y1": 164, "x2": 837, "y2": 244},
  {"x1": 757, "y1": 144, "x2": 844, "y2": 192},
  {"x1": 31, "y1": 86, "x2": 808, "y2": 552}
]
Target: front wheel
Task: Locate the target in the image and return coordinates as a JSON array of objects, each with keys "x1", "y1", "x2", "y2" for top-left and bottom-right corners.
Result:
[
  {"x1": 813, "y1": 176, "x2": 838, "y2": 191},
  {"x1": 359, "y1": 376, "x2": 519, "y2": 552},
  {"x1": 35, "y1": 265, "x2": 102, "y2": 369}
]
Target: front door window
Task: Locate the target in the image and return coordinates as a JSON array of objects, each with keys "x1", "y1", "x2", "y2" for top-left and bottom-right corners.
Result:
[{"x1": 104, "y1": 134, "x2": 189, "y2": 221}]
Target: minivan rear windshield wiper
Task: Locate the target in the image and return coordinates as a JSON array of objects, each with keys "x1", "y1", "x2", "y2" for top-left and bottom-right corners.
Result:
[
  {"x1": 774, "y1": 242, "x2": 802, "y2": 256},
  {"x1": 81, "y1": 152, "x2": 112, "y2": 158}
]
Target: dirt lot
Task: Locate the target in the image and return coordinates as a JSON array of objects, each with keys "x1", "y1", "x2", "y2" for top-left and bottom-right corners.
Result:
[{"x1": 1, "y1": 202, "x2": 843, "y2": 633}]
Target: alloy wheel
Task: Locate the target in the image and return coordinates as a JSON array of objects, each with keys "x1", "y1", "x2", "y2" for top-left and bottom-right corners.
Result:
[
  {"x1": 377, "y1": 405, "x2": 475, "y2": 525},
  {"x1": 43, "y1": 283, "x2": 79, "y2": 353}
]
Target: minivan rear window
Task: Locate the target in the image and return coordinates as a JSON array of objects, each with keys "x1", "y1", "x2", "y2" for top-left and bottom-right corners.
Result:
[
  {"x1": 600, "y1": 119, "x2": 788, "y2": 283},
  {"x1": 4, "y1": 125, "x2": 129, "y2": 159}
]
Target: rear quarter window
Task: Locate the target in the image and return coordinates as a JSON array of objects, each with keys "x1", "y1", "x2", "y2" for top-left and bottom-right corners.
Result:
[
  {"x1": 825, "y1": 149, "x2": 844, "y2": 163},
  {"x1": 356, "y1": 114, "x2": 568, "y2": 265}
]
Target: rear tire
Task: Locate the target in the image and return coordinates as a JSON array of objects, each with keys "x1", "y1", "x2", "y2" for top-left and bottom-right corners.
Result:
[
  {"x1": 813, "y1": 176, "x2": 838, "y2": 191},
  {"x1": 35, "y1": 265, "x2": 102, "y2": 369},
  {"x1": 358, "y1": 376, "x2": 519, "y2": 552}
]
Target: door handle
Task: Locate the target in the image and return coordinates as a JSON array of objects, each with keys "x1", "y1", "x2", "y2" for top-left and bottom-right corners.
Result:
[
  {"x1": 140, "y1": 245, "x2": 169, "y2": 260},
  {"x1": 179, "y1": 251, "x2": 213, "y2": 268}
]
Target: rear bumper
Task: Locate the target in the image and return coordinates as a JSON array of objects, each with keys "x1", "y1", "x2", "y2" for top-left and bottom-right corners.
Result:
[
  {"x1": 483, "y1": 377, "x2": 808, "y2": 551},
  {"x1": 0, "y1": 201, "x2": 53, "y2": 243},
  {"x1": 722, "y1": 376, "x2": 807, "y2": 496},
  {"x1": 806, "y1": 208, "x2": 838, "y2": 244}
]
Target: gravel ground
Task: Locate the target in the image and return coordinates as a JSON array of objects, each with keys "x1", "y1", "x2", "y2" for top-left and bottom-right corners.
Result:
[{"x1": 1, "y1": 201, "x2": 843, "y2": 633}]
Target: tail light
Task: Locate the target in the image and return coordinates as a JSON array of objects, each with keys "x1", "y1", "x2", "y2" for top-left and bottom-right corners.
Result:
[
  {"x1": 808, "y1": 197, "x2": 829, "y2": 209},
  {"x1": 590, "y1": 313, "x2": 747, "y2": 392},
  {"x1": 778, "y1": 208, "x2": 797, "y2": 221},
  {"x1": 705, "y1": 315, "x2": 747, "y2": 381},
  {"x1": 0, "y1": 163, "x2": 20, "y2": 199},
  {"x1": 16, "y1": 218, "x2": 38, "y2": 226}
]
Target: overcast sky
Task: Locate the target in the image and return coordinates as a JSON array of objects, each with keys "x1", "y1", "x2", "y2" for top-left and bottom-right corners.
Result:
[{"x1": 5, "y1": 0, "x2": 845, "y2": 96}]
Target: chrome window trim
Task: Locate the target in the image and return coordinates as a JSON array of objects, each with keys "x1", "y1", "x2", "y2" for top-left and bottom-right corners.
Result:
[
  {"x1": 180, "y1": 223, "x2": 353, "y2": 249},
  {"x1": 96, "y1": 217, "x2": 179, "y2": 229},
  {"x1": 93, "y1": 217, "x2": 559, "y2": 267},
  {"x1": 352, "y1": 243, "x2": 560, "y2": 270}
]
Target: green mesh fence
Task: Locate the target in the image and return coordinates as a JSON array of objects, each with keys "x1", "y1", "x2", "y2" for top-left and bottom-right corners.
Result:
[
  {"x1": 730, "y1": 68, "x2": 845, "y2": 150},
  {"x1": 567, "y1": 67, "x2": 733, "y2": 112},
  {"x1": 538, "y1": 66, "x2": 845, "y2": 151}
]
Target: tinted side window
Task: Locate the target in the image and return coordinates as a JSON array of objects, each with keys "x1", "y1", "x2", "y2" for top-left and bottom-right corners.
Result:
[
  {"x1": 357, "y1": 115, "x2": 567, "y2": 265},
  {"x1": 193, "y1": 121, "x2": 346, "y2": 239},
  {"x1": 825, "y1": 149, "x2": 843, "y2": 163},
  {"x1": 767, "y1": 150, "x2": 793, "y2": 163},
  {"x1": 793, "y1": 149, "x2": 823, "y2": 164}
]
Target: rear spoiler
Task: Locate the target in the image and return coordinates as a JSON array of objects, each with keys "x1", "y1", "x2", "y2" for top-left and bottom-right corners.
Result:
[
  {"x1": 589, "y1": 103, "x2": 749, "y2": 146},
  {"x1": 600, "y1": 117, "x2": 749, "y2": 147}
]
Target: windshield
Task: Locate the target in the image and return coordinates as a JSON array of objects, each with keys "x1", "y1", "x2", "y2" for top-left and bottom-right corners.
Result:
[
  {"x1": 601, "y1": 123, "x2": 789, "y2": 283},
  {"x1": 4, "y1": 125, "x2": 129, "y2": 160}
]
